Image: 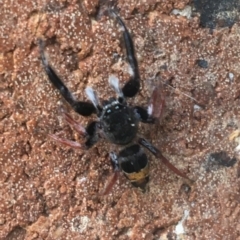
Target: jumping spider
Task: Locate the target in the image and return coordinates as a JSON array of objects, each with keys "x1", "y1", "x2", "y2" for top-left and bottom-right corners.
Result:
[{"x1": 39, "y1": 10, "x2": 190, "y2": 194}]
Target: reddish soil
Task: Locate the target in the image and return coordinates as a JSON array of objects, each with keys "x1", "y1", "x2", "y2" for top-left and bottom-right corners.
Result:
[{"x1": 1, "y1": 0, "x2": 240, "y2": 239}]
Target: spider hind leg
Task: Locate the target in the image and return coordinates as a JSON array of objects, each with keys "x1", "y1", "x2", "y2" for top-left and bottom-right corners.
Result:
[{"x1": 138, "y1": 137, "x2": 192, "y2": 182}]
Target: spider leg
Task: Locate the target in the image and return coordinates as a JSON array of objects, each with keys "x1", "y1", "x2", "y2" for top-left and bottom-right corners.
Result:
[
  {"x1": 100, "y1": 171, "x2": 120, "y2": 195},
  {"x1": 100, "y1": 152, "x2": 120, "y2": 195},
  {"x1": 49, "y1": 134, "x2": 84, "y2": 149},
  {"x1": 138, "y1": 137, "x2": 193, "y2": 182},
  {"x1": 85, "y1": 121, "x2": 99, "y2": 148},
  {"x1": 134, "y1": 85, "x2": 165, "y2": 123},
  {"x1": 110, "y1": 10, "x2": 140, "y2": 98},
  {"x1": 39, "y1": 39, "x2": 96, "y2": 116},
  {"x1": 108, "y1": 75, "x2": 124, "y2": 102},
  {"x1": 85, "y1": 87, "x2": 102, "y2": 115},
  {"x1": 148, "y1": 85, "x2": 165, "y2": 120},
  {"x1": 134, "y1": 106, "x2": 155, "y2": 123},
  {"x1": 49, "y1": 120, "x2": 99, "y2": 149},
  {"x1": 110, "y1": 152, "x2": 120, "y2": 171},
  {"x1": 63, "y1": 112, "x2": 87, "y2": 136}
]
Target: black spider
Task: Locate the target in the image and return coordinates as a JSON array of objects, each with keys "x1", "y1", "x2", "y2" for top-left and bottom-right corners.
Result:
[{"x1": 39, "y1": 10, "x2": 190, "y2": 194}]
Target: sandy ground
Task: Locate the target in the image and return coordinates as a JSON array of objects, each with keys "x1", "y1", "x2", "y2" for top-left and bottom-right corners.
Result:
[{"x1": 1, "y1": 0, "x2": 240, "y2": 239}]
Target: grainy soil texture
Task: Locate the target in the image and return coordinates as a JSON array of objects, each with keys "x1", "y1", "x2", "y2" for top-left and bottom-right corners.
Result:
[{"x1": 1, "y1": 0, "x2": 240, "y2": 239}]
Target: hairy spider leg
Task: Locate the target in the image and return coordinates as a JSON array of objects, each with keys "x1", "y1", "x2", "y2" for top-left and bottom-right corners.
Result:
[
  {"x1": 39, "y1": 39, "x2": 96, "y2": 116},
  {"x1": 138, "y1": 137, "x2": 192, "y2": 181},
  {"x1": 110, "y1": 10, "x2": 140, "y2": 98}
]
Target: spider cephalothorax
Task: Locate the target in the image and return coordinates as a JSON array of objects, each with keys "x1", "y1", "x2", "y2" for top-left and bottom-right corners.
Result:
[
  {"x1": 39, "y1": 10, "x2": 191, "y2": 194},
  {"x1": 100, "y1": 100, "x2": 139, "y2": 145}
]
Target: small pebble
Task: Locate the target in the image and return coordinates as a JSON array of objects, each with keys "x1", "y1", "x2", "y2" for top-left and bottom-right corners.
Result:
[{"x1": 196, "y1": 59, "x2": 208, "y2": 68}]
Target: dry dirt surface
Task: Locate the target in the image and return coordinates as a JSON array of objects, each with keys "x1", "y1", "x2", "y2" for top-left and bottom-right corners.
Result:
[{"x1": 1, "y1": 0, "x2": 240, "y2": 239}]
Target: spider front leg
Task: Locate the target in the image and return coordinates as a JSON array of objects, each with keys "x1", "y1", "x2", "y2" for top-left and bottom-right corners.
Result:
[
  {"x1": 110, "y1": 10, "x2": 140, "y2": 98},
  {"x1": 39, "y1": 39, "x2": 96, "y2": 116}
]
